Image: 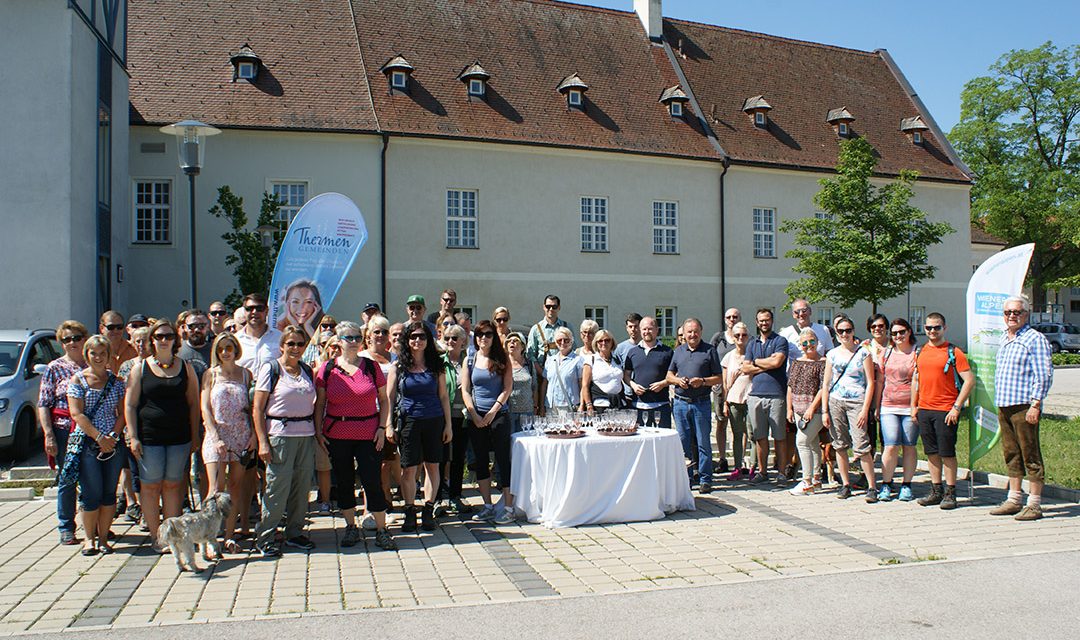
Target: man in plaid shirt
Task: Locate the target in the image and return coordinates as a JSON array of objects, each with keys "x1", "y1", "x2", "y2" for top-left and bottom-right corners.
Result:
[{"x1": 990, "y1": 295, "x2": 1053, "y2": 521}]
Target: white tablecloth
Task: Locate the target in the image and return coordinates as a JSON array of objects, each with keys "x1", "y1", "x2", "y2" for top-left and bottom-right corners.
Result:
[{"x1": 510, "y1": 428, "x2": 696, "y2": 528}]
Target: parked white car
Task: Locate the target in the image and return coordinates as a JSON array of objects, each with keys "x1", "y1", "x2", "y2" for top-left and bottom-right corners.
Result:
[{"x1": 0, "y1": 330, "x2": 60, "y2": 459}]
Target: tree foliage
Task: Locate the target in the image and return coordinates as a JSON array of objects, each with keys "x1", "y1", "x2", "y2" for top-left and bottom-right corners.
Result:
[
  {"x1": 206, "y1": 186, "x2": 284, "y2": 309},
  {"x1": 780, "y1": 137, "x2": 954, "y2": 312},
  {"x1": 949, "y1": 42, "x2": 1080, "y2": 300}
]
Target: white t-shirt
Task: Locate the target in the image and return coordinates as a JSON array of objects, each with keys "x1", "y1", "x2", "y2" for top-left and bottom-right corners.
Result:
[
  {"x1": 587, "y1": 354, "x2": 624, "y2": 407},
  {"x1": 236, "y1": 326, "x2": 283, "y2": 373},
  {"x1": 779, "y1": 322, "x2": 834, "y2": 369}
]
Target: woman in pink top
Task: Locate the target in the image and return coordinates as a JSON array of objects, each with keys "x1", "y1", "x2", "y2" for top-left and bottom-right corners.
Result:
[
  {"x1": 720, "y1": 323, "x2": 752, "y2": 479},
  {"x1": 874, "y1": 318, "x2": 919, "y2": 502}
]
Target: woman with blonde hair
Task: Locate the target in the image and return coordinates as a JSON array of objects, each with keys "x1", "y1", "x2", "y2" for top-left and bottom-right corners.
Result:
[
  {"x1": 721, "y1": 322, "x2": 752, "y2": 479},
  {"x1": 302, "y1": 314, "x2": 337, "y2": 365},
  {"x1": 581, "y1": 329, "x2": 623, "y2": 414},
  {"x1": 576, "y1": 319, "x2": 599, "y2": 357},
  {"x1": 542, "y1": 326, "x2": 584, "y2": 413},
  {"x1": 492, "y1": 307, "x2": 512, "y2": 344},
  {"x1": 276, "y1": 279, "x2": 324, "y2": 337},
  {"x1": 201, "y1": 332, "x2": 256, "y2": 552}
]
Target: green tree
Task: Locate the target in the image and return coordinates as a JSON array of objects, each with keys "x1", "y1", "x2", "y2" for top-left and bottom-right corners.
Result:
[
  {"x1": 949, "y1": 42, "x2": 1080, "y2": 302},
  {"x1": 206, "y1": 186, "x2": 284, "y2": 308},
  {"x1": 780, "y1": 137, "x2": 954, "y2": 313}
]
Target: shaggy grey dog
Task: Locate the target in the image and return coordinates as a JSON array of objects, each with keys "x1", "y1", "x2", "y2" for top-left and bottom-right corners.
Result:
[{"x1": 158, "y1": 493, "x2": 233, "y2": 572}]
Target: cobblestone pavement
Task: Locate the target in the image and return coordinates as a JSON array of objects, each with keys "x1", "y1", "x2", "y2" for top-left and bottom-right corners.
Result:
[{"x1": 0, "y1": 475, "x2": 1076, "y2": 635}]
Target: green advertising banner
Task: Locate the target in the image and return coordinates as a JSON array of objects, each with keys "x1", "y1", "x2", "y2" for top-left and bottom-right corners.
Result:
[{"x1": 966, "y1": 243, "x2": 1034, "y2": 466}]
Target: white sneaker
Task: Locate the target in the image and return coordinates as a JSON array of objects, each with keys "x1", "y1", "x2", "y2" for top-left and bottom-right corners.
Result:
[
  {"x1": 788, "y1": 480, "x2": 814, "y2": 496},
  {"x1": 361, "y1": 513, "x2": 377, "y2": 531},
  {"x1": 471, "y1": 505, "x2": 497, "y2": 523},
  {"x1": 494, "y1": 507, "x2": 517, "y2": 525}
]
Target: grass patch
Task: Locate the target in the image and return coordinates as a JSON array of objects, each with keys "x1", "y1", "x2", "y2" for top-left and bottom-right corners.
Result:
[
  {"x1": 918, "y1": 415, "x2": 1080, "y2": 489},
  {"x1": 911, "y1": 551, "x2": 946, "y2": 562},
  {"x1": 879, "y1": 557, "x2": 903, "y2": 566},
  {"x1": 750, "y1": 557, "x2": 782, "y2": 571}
]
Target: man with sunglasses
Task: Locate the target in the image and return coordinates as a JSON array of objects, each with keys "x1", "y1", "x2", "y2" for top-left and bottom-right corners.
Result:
[
  {"x1": 741, "y1": 308, "x2": 790, "y2": 485},
  {"x1": 405, "y1": 294, "x2": 438, "y2": 336},
  {"x1": 777, "y1": 300, "x2": 835, "y2": 479},
  {"x1": 526, "y1": 295, "x2": 573, "y2": 375},
  {"x1": 426, "y1": 289, "x2": 457, "y2": 325},
  {"x1": 236, "y1": 293, "x2": 282, "y2": 373},
  {"x1": 207, "y1": 301, "x2": 229, "y2": 335},
  {"x1": 100, "y1": 311, "x2": 138, "y2": 375},
  {"x1": 178, "y1": 310, "x2": 213, "y2": 379},
  {"x1": 990, "y1": 296, "x2": 1053, "y2": 520},
  {"x1": 912, "y1": 312, "x2": 975, "y2": 510}
]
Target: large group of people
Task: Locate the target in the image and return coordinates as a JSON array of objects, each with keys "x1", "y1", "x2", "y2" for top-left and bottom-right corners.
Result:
[{"x1": 35, "y1": 288, "x2": 1054, "y2": 557}]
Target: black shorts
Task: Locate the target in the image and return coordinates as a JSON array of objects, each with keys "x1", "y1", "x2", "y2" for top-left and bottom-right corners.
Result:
[
  {"x1": 918, "y1": 409, "x2": 957, "y2": 458},
  {"x1": 399, "y1": 415, "x2": 445, "y2": 468}
]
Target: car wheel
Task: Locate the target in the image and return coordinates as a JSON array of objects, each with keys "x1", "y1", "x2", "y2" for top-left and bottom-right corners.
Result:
[
  {"x1": 1051, "y1": 343, "x2": 1061, "y2": 354},
  {"x1": 12, "y1": 410, "x2": 34, "y2": 460}
]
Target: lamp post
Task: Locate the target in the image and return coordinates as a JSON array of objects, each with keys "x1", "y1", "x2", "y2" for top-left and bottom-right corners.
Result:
[
  {"x1": 255, "y1": 224, "x2": 279, "y2": 294},
  {"x1": 159, "y1": 120, "x2": 221, "y2": 308}
]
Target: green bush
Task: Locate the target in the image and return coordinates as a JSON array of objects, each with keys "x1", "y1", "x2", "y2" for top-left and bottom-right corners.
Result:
[{"x1": 1052, "y1": 352, "x2": 1080, "y2": 366}]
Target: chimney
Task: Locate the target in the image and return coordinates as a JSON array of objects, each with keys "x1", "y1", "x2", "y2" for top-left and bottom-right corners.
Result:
[{"x1": 634, "y1": 0, "x2": 662, "y2": 42}]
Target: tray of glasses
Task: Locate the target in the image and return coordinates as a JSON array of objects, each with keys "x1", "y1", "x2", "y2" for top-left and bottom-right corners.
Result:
[
  {"x1": 594, "y1": 424, "x2": 638, "y2": 436},
  {"x1": 542, "y1": 427, "x2": 587, "y2": 439}
]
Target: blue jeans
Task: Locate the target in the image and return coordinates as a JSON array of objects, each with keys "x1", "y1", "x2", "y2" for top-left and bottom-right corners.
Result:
[
  {"x1": 880, "y1": 413, "x2": 919, "y2": 447},
  {"x1": 138, "y1": 443, "x2": 190, "y2": 485},
  {"x1": 673, "y1": 397, "x2": 713, "y2": 484},
  {"x1": 79, "y1": 444, "x2": 127, "y2": 511},
  {"x1": 55, "y1": 428, "x2": 76, "y2": 534},
  {"x1": 636, "y1": 405, "x2": 672, "y2": 430}
]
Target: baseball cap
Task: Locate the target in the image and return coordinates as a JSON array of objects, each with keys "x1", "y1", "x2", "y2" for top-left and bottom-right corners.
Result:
[
  {"x1": 406, "y1": 295, "x2": 425, "y2": 306},
  {"x1": 363, "y1": 301, "x2": 381, "y2": 312},
  {"x1": 127, "y1": 313, "x2": 149, "y2": 324}
]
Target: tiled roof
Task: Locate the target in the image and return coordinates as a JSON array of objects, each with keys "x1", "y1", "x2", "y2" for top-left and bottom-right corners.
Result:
[
  {"x1": 128, "y1": 0, "x2": 379, "y2": 132},
  {"x1": 971, "y1": 226, "x2": 1007, "y2": 246},
  {"x1": 664, "y1": 19, "x2": 970, "y2": 181},
  {"x1": 350, "y1": 0, "x2": 716, "y2": 160}
]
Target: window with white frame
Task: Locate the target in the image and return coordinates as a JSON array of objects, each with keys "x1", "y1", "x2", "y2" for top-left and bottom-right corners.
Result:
[
  {"x1": 670, "y1": 101, "x2": 683, "y2": 118},
  {"x1": 446, "y1": 189, "x2": 478, "y2": 248},
  {"x1": 816, "y1": 307, "x2": 834, "y2": 328},
  {"x1": 652, "y1": 201, "x2": 679, "y2": 254},
  {"x1": 468, "y1": 79, "x2": 485, "y2": 97},
  {"x1": 814, "y1": 211, "x2": 833, "y2": 221},
  {"x1": 838, "y1": 122, "x2": 849, "y2": 136},
  {"x1": 568, "y1": 90, "x2": 583, "y2": 107},
  {"x1": 753, "y1": 207, "x2": 776, "y2": 258},
  {"x1": 912, "y1": 131, "x2": 923, "y2": 145},
  {"x1": 453, "y1": 306, "x2": 477, "y2": 324},
  {"x1": 655, "y1": 307, "x2": 677, "y2": 339},
  {"x1": 133, "y1": 180, "x2": 171, "y2": 244},
  {"x1": 580, "y1": 196, "x2": 608, "y2": 252},
  {"x1": 271, "y1": 181, "x2": 307, "y2": 225},
  {"x1": 584, "y1": 307, "x2": 607, "y2": 330},
  {"x1": 755, "y1": 111, "x2": 766, "y2": 126},
  {"x1": 910, "y1": 306, "x2": 926, "y2": 335},
  {"x1": 391, "y1": 71, "x2": 407, "y2": 89}
]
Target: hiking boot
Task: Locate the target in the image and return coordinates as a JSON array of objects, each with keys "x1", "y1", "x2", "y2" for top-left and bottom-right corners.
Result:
[
  {"x1": 1014, "y1": 505, "x2": 1043, "y2": 521},
  {"x1": 939, "y1": 486, "x2": 958, "y2": 510},
  {"x1": 402, "y1": 505, "x2": 418, "y2": 533},
  {"x1": 989, "y1": 500, "x2": 1023, "y2": 516},
  {"x1": 374, "y1": 528, "x2": 398, "y2": 550},
  {"x1": 341, "y1": 524, "x2": 361, "y2": 548},
  {"x1": 865, "y1": 489, "x2": 879, "y2": 504},
  {"x1": 837, "y1": 485, "x2": 852, "y2": 500},
  {"x1": 917, "y1": 485, "x2": 943, "y2": 507},
  {"x1": 421, "y1": 502, "x2": 436, "y2": 531}
]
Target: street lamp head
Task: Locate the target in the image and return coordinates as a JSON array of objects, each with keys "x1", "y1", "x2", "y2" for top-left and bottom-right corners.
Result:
[
  {"x1": 255, "y1": 224, "x2": 279, "y2": 248},
  {"x1": 159, "y1": 120, "x2": 221, "y2": 175}
]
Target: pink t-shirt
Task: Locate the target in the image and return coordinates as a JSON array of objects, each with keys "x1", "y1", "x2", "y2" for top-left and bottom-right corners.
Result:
[
  {"x1": 256, "y1": 362, "x2": 316, "y2": 437},
  {"x1": 315, "y1": 360, "x2": 386, "y2": 440},
  {"x1": 880, "y1": 347, "x2": 917, "y2": 413}
]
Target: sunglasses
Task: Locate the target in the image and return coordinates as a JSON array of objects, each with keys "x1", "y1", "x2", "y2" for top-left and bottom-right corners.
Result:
[
  {"x1": 870, "y1": 324, "x2": 887, "y2": 331},
  {"x1": 441, "y1": 298, "x2": 455, "y2": 303},
  {"x1": 340, "y1": 335, "x2": 362, "y2": 343},
  {"x1": 793, "y1": 309, "x2": 811, "y2": 315},
  {"x1": 890, "y1": 329, "x2": 909, "y2": 336},
  {"x1": 1003, "y1": 309, "x2": 1025, "y2": 317},
  {"x1": 186, "y1": 322, "x2": 208, "y2": 330},
  {"x1": 209, "y1": 310, "x2": 229, "y2": 317},
  {"x1": 476, "y1": 331, "x2": 495, "y2": 338},
  {"x1": 371, "y1": 329, "x2": 388, "y2": 336},
  {"x1": 408, "y1": 333, "x2": 427, "y2": 341},
  {"x1": 732, "y1": 333, "x2": 749, "y2": 339},
  {"x1": 407, "y1": 305, "x2": 423, "y2": 311},
  {"x1": 836, "y1": 328, "x2": 853, "y2": 335},
  {"x1": 544, "y1": 304, "x2": 559, "y2": 310},
  {"x1": 320, "y1": 323, "x2": 337, "y2": 330},
  {"x1": 596, "y1": 339, "x2": 613, "y2": 344},
  {"x1": 60, "y1": 335, "x2": 86, "y2": 345},
  {"x1": 445, "y1": 336, "x2": 460, "y2": 342},
  {"x1": 104, "y1": 323, "x2": 124, "y2": 331},
  {"x1": 800, "y1": 339, "x2": 817, "y2": 346},
  {"x1": 218, "y1": 344, "x2": 237, "y2": 353},
  {"x1": 494, "y1": 317, "x2": 508, "y2": 323},
  {"x1": 725, "y1": 315, "x2": 740, "y2": 320},
  {"x1": 153, "y1": 333, "x2": 176, "y2": 341},
  {"x1": 924, "y1": 325, "x2": 943, "y2": 332},
  {"x1": 284, "y1": 340, "x2": 306, "y2": 348},
  {"x1": 441, "y1": 320, "x2": 456, "y2": 326},
  {"x1": 244, "y1": 305, "x2": 267, "y2": 313}
]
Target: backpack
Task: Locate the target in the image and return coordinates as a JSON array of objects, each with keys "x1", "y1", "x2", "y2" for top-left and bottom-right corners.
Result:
[
  {"x1": 267, "y1": 359, "x2": 314, "y2": 394},
  {"x1": 943, "y1": 344, "x2": 963, "y2": 393}
]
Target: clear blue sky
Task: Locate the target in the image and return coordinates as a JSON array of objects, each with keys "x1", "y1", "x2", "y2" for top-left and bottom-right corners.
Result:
[{"x1": 587, "y1": 0, "x2": 1079, "y2": 132}]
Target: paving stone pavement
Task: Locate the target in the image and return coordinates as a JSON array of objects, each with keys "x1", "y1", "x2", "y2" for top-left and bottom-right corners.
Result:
[{"x1": 0, "y1": 473, "x2": 1077, "y2": 635}]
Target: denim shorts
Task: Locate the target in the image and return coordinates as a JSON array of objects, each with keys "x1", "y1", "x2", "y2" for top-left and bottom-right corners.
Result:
[
  {"x1": 138, "y1": 443, "x2": 191, "y2": 485},
  {"x1": 880, "y1": 412, "x2": 918, "y2": 447}
]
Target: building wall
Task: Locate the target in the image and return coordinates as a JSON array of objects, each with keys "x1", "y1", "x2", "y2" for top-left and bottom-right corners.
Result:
[
  {"x1": 126, "y1": 128, "x2": 384, "y2": 320},
  {"x1": 383, "y1": 137, "x2": 723, "y2": 335}
]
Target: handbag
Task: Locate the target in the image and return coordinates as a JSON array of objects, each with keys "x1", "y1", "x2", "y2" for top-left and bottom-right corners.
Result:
[{"x1": 56, "y1": 374, "x2": 115, "y2": 490}]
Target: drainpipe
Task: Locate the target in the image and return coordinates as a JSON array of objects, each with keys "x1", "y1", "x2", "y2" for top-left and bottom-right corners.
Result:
[
  {"x1": 719, "y1": 158, "x2": 729, "y2": 316},
  {"x1": 380, "y1": 133, "x2": 389, "y2": 311}
]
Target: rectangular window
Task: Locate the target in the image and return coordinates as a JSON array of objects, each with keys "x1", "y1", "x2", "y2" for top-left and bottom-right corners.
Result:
[
  {"x1": 816, "y1": 307, "x2": 834, "y2": 328},
  {"x1": 446, "y1": 189, "x2": 478, "y2": 248},
  {"x1": 910, "y1": 306, "x2": 926, "y2": 335},
  {"x1": 755, "y1": 111, "x2": 766, "y2": 126},
  {"x1": 584, "y1": 307, "x2": 607, "y2": 330},
  {"x1": 670, "y1": 102, "x2": 683, "y2": 118},
  {"x1": 1071, "y1": 287, "x2": 1080, "y2": 296},
  {"x1": 652, "y1": 201, "x2": 679, "y2": 254},
  {"x1": 753, "y1": 207, "x2": 776, "y2": 258},
  {"x1": 271, "y1": 181, "x2": 308, "y2": 225},
  {"x1": 391, "y1": 71, "x2": 407, "y2": 89},
  {"x1": 468, "y1": 79, "x2": 485, "y2": 97},
  {"x1": 568, "y1": 90, "x2": 583, "y2": 107},
  {"x1": 655, "y1": 307, "x2": 677, "y2": 339},
  {"x1": 133, "y1": 180, "x2": 171, "y2": 244},
  {"x1": 814, "y1": 211, "x2": 833, "y2": 221},
  {"x1": 453, "y1": 306, "x2": 477, "y2": 324},
  {"x1": 912, "y1": 131, "x2": 923, "y2": 145},
  {"x1": 580, "y1": 196, "x2": 609, "y2": 252}
]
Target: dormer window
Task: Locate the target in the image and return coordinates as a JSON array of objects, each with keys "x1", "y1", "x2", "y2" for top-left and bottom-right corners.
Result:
[
  {"x1": 826, "y1": 107, "x2": 855, "y2": 137},
  {"x1": 659, "y1": 86, "x2": 690, "y2": 120},
  {"x1": 900, "y1": 116, "x2": 929, "y2": 146},
  {"x1": 379, "y1": 54, "x2": 415, "y2": 94},
  {"x1": 457, "y1": 62, "x2": 490, "y2": 100},
  {"x1": 229, "y1": 44, "x2": 262, "y2": 83},
  {"x1": 557, "y1": 73, "x2": 589, "y2": 111},
  {"x1": 742, "y1": 95, "x2": 772, "y2": 128}
]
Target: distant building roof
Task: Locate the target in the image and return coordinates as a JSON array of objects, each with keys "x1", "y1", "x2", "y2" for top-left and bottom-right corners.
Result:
[{"x1": 971, "y1": 226, "x2": 1007, "y2": 246}]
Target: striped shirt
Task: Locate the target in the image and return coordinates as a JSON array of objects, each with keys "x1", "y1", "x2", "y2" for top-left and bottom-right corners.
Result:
[{"x1": 994, "y1": 324, "x2": 1053, "y2": 408}]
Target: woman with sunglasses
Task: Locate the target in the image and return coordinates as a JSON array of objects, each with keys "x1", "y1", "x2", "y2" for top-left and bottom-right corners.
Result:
[
  {"x1": 822, "y1": 316, "x2": 877, "y2": 502},
  {"x1": 38, "y1": 321, "x2": 89, "y2": 545},
  {"x1": 362, "y1": 316, "x2": 401, "y2": 517},
  {"x1": 117, "y1": 324, "x2": 151, "y2": 524},
  {"x1": 253, "y1": 326, "x2": 318, "y2": 557},
  {"x1": 200, "y1": 332, "x2": 256, "y2": 552},
  {"x1": 434, "y1": 324, "x2": 473, "y2": 516},
  {"x1": 860, "y1": 314, "x2": 890, "y2": 455},
  {"x1": 874, "y1": 318, "x2": 919, "y2": 502},
  {"x1": 581, "y1": 329, "x2": 623, "y2": 415},
  {"x1": 720, "y1": 323, "x2": 752, "y2": 479},
  {"x1": 461, "y1": 320, "x2": 515, "y2": 524},
  {"x1": 385, "y1": 322, "x2": 451, "y2": 533},
  {"x1": 303, "y1": 314, "x2": 337, "y2": 365},
  {"x1": 124, "y1": 319, "x2": 200, "y2": 546},
  {"x1": 65, "y1": 335, "x2": 127, "y2": 555},
  {"x1": 786, "y1": 328, "x2": 826, "y2": 496},
  {"x1": 315, "y1": 321, "x2": 397, "y2": 550},
  {"x1": 541, "y1": 327, "x2": 584, "y2": 414},
  {"x1": 492, "y1": 307, "x2": 512, "y2": 344},
  {"x1": 505, "y1": 332, "x2": 536, "y2": 432},
  {"x1": 303, "y1": 314, "x2": 338, "y2": 514}
]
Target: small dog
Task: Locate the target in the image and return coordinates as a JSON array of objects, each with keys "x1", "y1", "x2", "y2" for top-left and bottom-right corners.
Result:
[{"x1": 158, "y1": 493, "x2": 233, "y2": 573}]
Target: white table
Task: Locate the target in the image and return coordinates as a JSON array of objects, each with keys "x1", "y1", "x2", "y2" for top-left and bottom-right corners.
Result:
[{"x1": 510, "y1": 428, "x2": 696, "y2": 528}]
